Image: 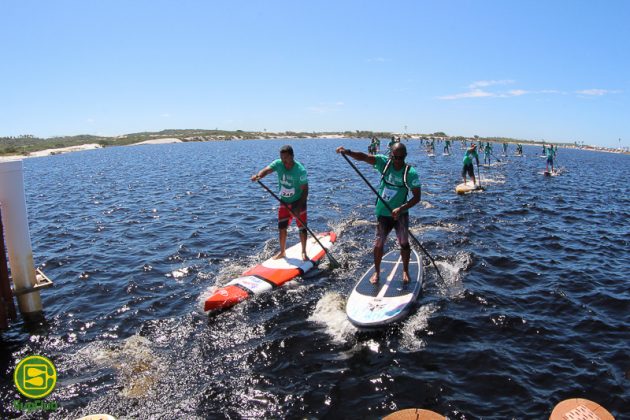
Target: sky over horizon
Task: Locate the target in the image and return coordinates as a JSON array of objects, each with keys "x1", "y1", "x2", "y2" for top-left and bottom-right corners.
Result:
[{"x1": 1, "y1": 0, "x2": 628, "y2": 147}]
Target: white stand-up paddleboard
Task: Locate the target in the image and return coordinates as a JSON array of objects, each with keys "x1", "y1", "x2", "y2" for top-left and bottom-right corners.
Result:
[
  {"x1": 346, "y1": 249, "x2": 422, "y2": 329},
  {"x1": 455, "y1": 181, "x2": 478, "y2": 194}
]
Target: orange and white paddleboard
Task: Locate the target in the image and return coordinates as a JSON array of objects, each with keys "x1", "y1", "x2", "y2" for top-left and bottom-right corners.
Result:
[
  {"x1": 204, "y1": 232, "x2": 337, "y2": 312},
  {"x1": 549, "y1": 398, "x2": 614, "y2": 420}
]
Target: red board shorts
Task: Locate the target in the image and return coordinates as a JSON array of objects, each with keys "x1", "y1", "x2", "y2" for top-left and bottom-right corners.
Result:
[{"x1": 278, "y1": 202, "x2": 307, "y2": 231}]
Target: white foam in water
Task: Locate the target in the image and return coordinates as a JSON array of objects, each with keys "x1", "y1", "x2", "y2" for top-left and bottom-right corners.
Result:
[
  {"x1": 410, "y1": 222, "x2": 459, "y2": 235},
  {"x1": 308, "y1": 292, "x2": 356, "y2": 343},
  {"x1": 400, "y1": 303, "x2": 438, "y2": 352},
  {"x1": 478, "y1": 174, "x2": 506, "y2": 185},
  {"x1": 434, "y1": 252, "x2": 471, "y2": 299},
  {"x1": 169, "y1": 266, "x2": 190, "y2": 279}
]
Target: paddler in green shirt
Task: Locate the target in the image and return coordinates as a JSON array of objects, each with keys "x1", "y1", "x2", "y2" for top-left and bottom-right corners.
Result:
[
  {"x1": 483, "y1": 142, "x2": 492, "y2": 165},
  {"x1": 462, "y1": 143, "x2": 480, "y2": 186},
  {"x1": 336, "y1": 143, "x2": 421, "y2": 284},
  {"x1": 251, "y1": 145, "x2": 309, "y2": 260},
  {"x1": 545, "y1": 144, "x2": 556, "y2": 173},
  {"x1": 388, "y1": 136, "x2": 396, "y2": 153}
]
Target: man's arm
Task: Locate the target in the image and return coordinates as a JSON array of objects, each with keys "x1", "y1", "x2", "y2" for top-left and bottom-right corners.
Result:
[
  {"x1": 335, "y1": 146, "x2": 377, "y2": 166},
  {"x1": 293, "y1": 183, "x2": 308, "y2": 212},
  {"x1": 392, "y1": 187, "x2": 421, "y2": 220},
  {"x1": 251, "y1": 166, "x2": 274, "y2": 181}
]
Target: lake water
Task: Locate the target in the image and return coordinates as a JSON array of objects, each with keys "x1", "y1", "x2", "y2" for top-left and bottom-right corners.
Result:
[{"x1": 1, "y1": 138, "x2": 628, "y2": 419}]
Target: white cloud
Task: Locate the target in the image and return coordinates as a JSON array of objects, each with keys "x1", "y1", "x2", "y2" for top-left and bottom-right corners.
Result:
[
  {"x1": 366, "y1": 57, "x2": 388, "y2": 63},
  {"x1": 86, "y1": 118, "x2": 95, "y2": 123},
  {"x1": 575, "y1": 89, "x2": 620, "y2": 96},
  {"x1": 438, "y1": 89, "x2": 496, "y2": 100},
  {"x1": 469, "y1": 80, "x2": 514, "y2": 89},
  {"x1": 438, "y1": 81, "x2": 573, "y2": 100},
  {"x1": 160, "y1": 113, "x2": 171, "y2": 118}
]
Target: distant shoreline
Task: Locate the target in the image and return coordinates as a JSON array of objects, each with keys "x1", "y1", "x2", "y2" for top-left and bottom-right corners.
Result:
[{"x1": 0, "y1": 134, "x2": 627, "y2": 161}]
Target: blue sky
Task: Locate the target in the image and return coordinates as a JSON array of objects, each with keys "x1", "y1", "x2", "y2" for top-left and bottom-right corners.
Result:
[{"x1": 1, "y1": 1, "x2": 628, "y2": 147}]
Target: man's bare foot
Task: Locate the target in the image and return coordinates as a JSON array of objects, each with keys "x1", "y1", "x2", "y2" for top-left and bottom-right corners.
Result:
[
  {"x1": 402, "y1": 272, "x2": 410, "y2": 283},
  {"x1": 301, "y1": 252, "x2": 309, "y2": 261},
  {"x1": 369, "y1": 272, "x2": 379, "y2": 284},
  {"x1": 272, "y1": 251, "x2": 286, "y2": 260}
]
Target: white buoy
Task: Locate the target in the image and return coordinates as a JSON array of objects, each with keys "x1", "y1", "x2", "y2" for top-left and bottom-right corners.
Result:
[{"x1": 0, "y1": 159, "x2": 42, "y2": 318}]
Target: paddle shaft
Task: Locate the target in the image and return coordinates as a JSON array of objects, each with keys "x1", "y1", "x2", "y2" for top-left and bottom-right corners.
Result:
[
  {"x1": 341, "y1": 153, "x2": 445, "y2": 283},
  {"x1": 477, "y1": 163, "x2": 482, "y2": 188},
  {"x1": 257, "y1": 180, "x2": 340, "y2": 267}
]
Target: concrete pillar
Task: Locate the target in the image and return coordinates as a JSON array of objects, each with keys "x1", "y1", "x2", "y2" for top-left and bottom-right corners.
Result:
[{"x1": 0, "y1": 160, "x2": 42, "y2": 317}]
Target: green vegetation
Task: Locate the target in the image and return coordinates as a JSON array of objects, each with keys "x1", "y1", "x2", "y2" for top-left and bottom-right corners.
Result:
[{"x1": 0, "y1": 128, "x2": 581, "y2": 156}]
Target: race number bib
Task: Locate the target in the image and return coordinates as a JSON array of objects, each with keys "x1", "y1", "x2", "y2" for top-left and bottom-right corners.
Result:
[
  {"x1": 279, "y1": 186, "x2": 295, "y2": 199},
  {"x1": 381, "y1": 187, "x2": 397, "y2": 202}
]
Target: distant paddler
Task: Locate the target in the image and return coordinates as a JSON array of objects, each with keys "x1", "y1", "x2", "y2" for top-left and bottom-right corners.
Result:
[
  {"x1": 368, "y1": 136, "x2": 380, "y2": 154},
  {"x1": 387, "y1": 136, "x2": 396, "y2": 153},
  {"x1": 336, "y1": 143, "x2": 421, "y2": 284},
  {"x1": 502, "y1": 142, "x2": 508, "y2": 156},
  {"x1": 545, "y1": 143, "x2": 556, "y2": 173},
  {"x1": 443, "y1": 139, "x2": 451, "y2": 155},
  {"x1": 483, "y1": 142, "x2": 493, "y2": 165},
  {"x1": 516, "y1": 143, "x2": 523, "y2": 155},
  {"x1": 462, "y1": 143, "x2": 480, "y2": 187},
  {"x1": 251, "y1": 145, "x2": 309, "y2": 260}
]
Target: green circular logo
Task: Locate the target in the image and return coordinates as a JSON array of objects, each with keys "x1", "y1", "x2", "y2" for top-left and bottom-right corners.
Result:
[{"x1": 13, "y1": 355, "x2": 57, "y2": 399}]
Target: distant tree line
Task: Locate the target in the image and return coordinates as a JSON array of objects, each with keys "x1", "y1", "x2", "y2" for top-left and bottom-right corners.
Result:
[{"x1": 0, "y1": 128, "x2": 578, "y2": 156}]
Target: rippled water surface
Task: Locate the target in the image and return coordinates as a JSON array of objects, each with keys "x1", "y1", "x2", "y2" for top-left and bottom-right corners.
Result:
[{"x1": 1, "y1": 139, "x2": 628, "y2": 419}]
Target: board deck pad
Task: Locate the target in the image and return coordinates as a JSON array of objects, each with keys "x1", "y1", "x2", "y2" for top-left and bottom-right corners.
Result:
[
  {"x1": 204, "y1": 232, "x2": 336, "y2": 312},
  {"x1": 549, "y1": 398, "x2": 614, "y2": 420},
  {"x1": 346, "y1": 249, "x2": 422, "y2": 328}
]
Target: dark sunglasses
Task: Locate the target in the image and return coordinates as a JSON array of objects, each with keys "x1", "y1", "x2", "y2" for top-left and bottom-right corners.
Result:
[{"x1": 391, "y1": 154, "x2": 405, "y2": 160}]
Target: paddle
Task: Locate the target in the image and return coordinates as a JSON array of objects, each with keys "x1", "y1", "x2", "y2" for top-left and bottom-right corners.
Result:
[
  {"x1": 340, "y1": 153, "x2": 445, "y2": 283},
  {"x1": 477, "y1": 163, "x2": 482, "y2": 189},
  {"x1": 490, "y1": 152, "x2": 501, "y2": 163},
  {"x1": 257, "y1": 180, "x2": 341, "y2": 269}
]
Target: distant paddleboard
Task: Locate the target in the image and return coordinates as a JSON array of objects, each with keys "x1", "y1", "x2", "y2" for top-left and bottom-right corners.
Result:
[
  {"x1": 346, "y1": 249, "x2": 422, "y2": 329},
  {"x1": 76, "y1": 415, "x2": 117, "y2": 420},
  {"x1": 549, "y1": 398, "x2": 614, "y2": 420},
  {"x1": 427, "y1": 153, "x2": 435, "y2": 157},
  {"x1": 384, "y1": 408, "x2": 445, "y2": 420},
  {"x1": 204, "y1": 232, "x2": 337, "y2": 312},
  {"x1": 456, "y1": 181, "x2": 478, "y2": 194},
  {"x1": 442, "y1": 152, "x2": 450, "y2": 156}
]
